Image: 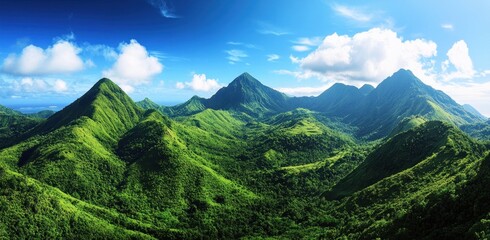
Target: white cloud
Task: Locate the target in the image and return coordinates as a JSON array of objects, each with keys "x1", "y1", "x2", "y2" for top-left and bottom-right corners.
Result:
[
  {"x1": 175, "y1": 82, "x2": 185, "y2": 89},
  {"x1": 434, "y1": 81, "x2": 490, "y2": 117},
  {"x1": 442, "y1": 40, "x2": 475, "y2": 80},
  {"x1": 103, "y1": 39, "x2": 163, "y2": 93},
  {"x1": 332, "y1": 4, "x2": 372, "y2": 22},
  {"x1": 145, "y1": 0, "x2": 179, "y2": 18},
  {"x1": 295, "y1": 37, "x2": 322, "y2": 46},
  {"x1": 267, "y1": 54, "x2": 280, "y2": 62},
  {"x1": 276, "y1": 85, "x2": 331, "y2": 97},
  {"x1": 10, "y1": 77, "x2": 68, "y2": 93},
  {"x1": 292, "y1": 45, "x2": 311, "y2": 52},
  {"x1": 2, "y1": 40, "x2": 85, "y2": 75},
  {"x1": 53, "y1": 79, "x2": 68, "y2": 92},
  {"x1": 291, "y1": 28, "x2": 437, "y2": 83},
  {"x1": 279, "y1": 28, "x2": 490, "y2": 117},
  {"x1": 176, "y1": 73, "x2": 221, "y2": 92},
  {"x1": 226, "y1": 41, "x2": 257, "y2": 49},
  {"x1": 441, "y1": 24, "x2": 454, "y2": 30},
  {"x1": 257, "y1": 22, "x2": 290, "y2": 36},
  {"x1": 226, "y1": 49, "x2": 248, "y2": 63},
  {"x1": 85, "y1": 44, "x2": 118, "y2": 60}
]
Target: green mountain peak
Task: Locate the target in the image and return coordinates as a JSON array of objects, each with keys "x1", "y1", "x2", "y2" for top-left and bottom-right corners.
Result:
[
  {"x1": 34, "y1": 78, "x2": 142, "y2": 135},
  {"x1": 206, "y1": 72, "x2": 288, "y2": 115}
]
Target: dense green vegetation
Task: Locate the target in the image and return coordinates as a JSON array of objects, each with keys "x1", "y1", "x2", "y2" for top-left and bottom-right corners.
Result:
[
  {"x1": 461, "y1": 120, "x2": 490, "y2": 141},
  {"x1": 0, "y1": 70, "x2": 489, "y2": 239}
]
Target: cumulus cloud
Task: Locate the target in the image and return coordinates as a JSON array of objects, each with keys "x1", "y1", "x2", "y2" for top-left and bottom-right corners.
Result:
[
  {"x1": 103, "y1": 39, "x2": 163, "y2": 93},
  {"x1": 291, "y1": 28, "x2": 437, "y2": 83},
  {"x1": 332, "y1": 4, "x2": 372, "y2": 22},
  {"x1": 267, "y1": 54, "x2": 280, "y2": 62},
  {"x1": 442, "y1": 40, "x2": 475, "y2": 80},
  {"x1": 11, "y1": 77, "x2": 68, "y2": 93},
  {"x1": 176, "y1": 73, "x2": 221, "y2": 92},
  {"x1": 2, "y1": 40, "x2": 85, "y2": 75},
  {"x1": 53, "y1": 79, "x2": 68, "y2": 92},
  {"x1": 226, "y1": 49, "x2": 248, "y2": 64}
]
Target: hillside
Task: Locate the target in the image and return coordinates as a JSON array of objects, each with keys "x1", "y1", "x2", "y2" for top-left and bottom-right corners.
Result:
[
  {"x1": 318, "y1": 121, "x2": 487, "y2": 239},
  {"x1": 0, "y1": 72, "x2": 488, "y2": 239},
  {"x1": 0, "y1": 105, "x2": 43, "y2": 148}
]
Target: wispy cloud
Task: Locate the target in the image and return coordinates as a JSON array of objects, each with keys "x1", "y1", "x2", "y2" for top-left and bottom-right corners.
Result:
[
  {"x1": 441, "y1": 23, "x2": 454, "y2": 31},
  {"x1": 332, "y1": 4, "x2": 372, "y2": 22},
  {"x1": 226, "y1": 41, "x2": 257, "y2": 49},
  {"x1": 149, "y1": 51, "x2": 188, "y2": 62},
  {"x1": 292, "y1": 45, "x2": 310, "y2": 52},
  {"x1": 226, "y1": 49, "x2": 248, "y2": 64},
  {"x1": 257, "y1": 22, "x2": 290, "y2": 36},
  {"x1": 291, "y1": 37, "x2": 323, "y2": 52},
  {"x1": 146, "y1": 0, "x2": 179, "y2": 18},
  {"x1": 294, "y1": 37, "x2": 322, "y2": 46},
  {"x1": 267, "y1": 54, "x2": 280, "y2": 62}
]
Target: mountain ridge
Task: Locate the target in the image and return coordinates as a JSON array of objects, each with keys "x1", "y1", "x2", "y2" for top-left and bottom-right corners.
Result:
[{"x1": 141, "y1": 69, "x2": 484, "y2": 139}]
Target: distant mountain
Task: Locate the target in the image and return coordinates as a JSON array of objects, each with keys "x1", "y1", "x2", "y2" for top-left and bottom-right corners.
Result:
[
  {"x1": 0, "y1": 105, "x2": 21, "y2": 115},
  {"x1": 310, "y1": 83, "x2": 363, "y2": 117},
  {"x1": 463, "y1": 104, "x2": 487, "y2": 119},
  {"x1": 353, "y1": 69, "x2": 483, "y2": 138},
  {"x1": 359, "y1": 84, "x2": 374, "y2": 96},
  {"x1": 138, "y1": 70, "x2": 482, "y2": 140},
  {"x1": 205, "y1": 72, "x2": 289, "y2": 116},
  {"x1": 136, "y1": 97, "x2": 161, "y2": 110},
  {"x1": 168, "y1": 95, "x2": 207, "y2": 116},
  {"x1": 27, "y1": 110, "x2": 55, "y2": 119},
  {"x1": 0, "y1": 104, "x2": 42, "y2": 147}
]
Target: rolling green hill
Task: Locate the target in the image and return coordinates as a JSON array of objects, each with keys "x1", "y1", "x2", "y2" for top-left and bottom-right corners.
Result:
[{"x1": 0, "y1": 71, "x2": 489, "y2": 239}]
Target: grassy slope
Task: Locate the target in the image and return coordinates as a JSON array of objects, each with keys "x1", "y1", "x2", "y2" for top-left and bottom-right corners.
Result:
[
  {"x1": 0, "y1": 83, "x2": 261, "y2": 239},
  {"x1": 0, "y1": 165, "x2": 158, "y2": 239},
  {"x1": 1, "y1": 75, "x2": 488, "y2": 239},
  {"x1": 328, "y1": 121, "x2": 481, "y2": 199},
  {"x1": 309, "y1": 121, "x2": 487, "y2": 239}
]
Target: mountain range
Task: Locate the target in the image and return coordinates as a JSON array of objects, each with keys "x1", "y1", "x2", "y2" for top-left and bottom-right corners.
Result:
[
  {"x1": 143, "y1": 69, "x2": 484, "y2": 138},
  {"x1": 0, "y1": 69, "x2": 489, "y2": 239}
]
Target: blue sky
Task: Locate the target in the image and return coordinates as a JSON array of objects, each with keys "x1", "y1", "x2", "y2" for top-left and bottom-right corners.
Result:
[{"x1": 1, "y1": 0, "x2": 490, "y2": 116}]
